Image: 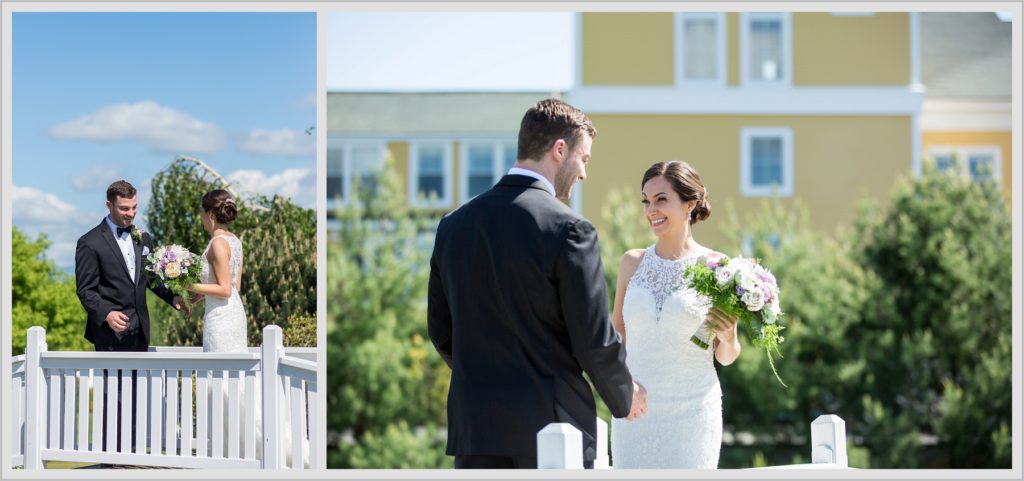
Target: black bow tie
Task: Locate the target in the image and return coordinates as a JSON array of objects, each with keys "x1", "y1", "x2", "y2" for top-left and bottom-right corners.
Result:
[{"x1": 117, "y1": 226, "x2": 133, "y2": 237}]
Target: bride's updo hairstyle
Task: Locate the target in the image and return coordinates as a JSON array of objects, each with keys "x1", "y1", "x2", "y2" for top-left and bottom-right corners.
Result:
[
  {"x1": 641, "y1": 161, "x2": 711, "y2": 225},
  {"x1": 201, "y1": 189, "x2": 238, "y2": 224}
]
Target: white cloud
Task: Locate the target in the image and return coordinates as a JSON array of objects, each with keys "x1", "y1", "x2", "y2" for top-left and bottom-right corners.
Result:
[
  {"x1": 12, "y1": 185, "x2": 83, "y2": 224},
  {"x1": 49, "y1": 101, "x2": 226, "y2": 153},
  {"x1": 72, "y1": 165, "x2": 123, "y2": 192},
  {"x1": 237, "y1": 128, "x2": 315, "y2": 157},
  {"x1": 226, "y1": 168, "x2": 315, "y2": 209},
  {"x1": 12, "y1": 185, "x2": 102, "y2": 270}
]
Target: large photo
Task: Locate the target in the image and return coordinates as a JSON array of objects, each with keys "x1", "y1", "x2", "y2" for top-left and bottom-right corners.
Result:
[
  {"x1": 325, "y1": 11, "x2": 1014, "y2": 469},
  {"x1": 8, "y1": 12, "x2": 319, "y2": 469}
]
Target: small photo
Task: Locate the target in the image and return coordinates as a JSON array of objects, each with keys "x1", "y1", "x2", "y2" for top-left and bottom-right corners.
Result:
[
  {"x1": 324, "y1": 11, "x2": 1013, "y2": 471},
  {"x1": 8, "y1": 12, "x2": 319, "y2": 469}
]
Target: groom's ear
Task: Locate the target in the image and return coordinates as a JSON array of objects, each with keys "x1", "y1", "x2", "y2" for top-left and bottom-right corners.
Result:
[{"x1": 549, "y1": 138, "x2": 568, "y2": 162}]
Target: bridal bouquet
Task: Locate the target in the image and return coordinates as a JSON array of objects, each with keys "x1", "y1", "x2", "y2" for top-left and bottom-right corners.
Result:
[
  {"x1": 145, "y1": 244, "x2": 202, "y2": 299},
  {"x1": 683, "y1": 254, "x2": 787, "y2": 386}
]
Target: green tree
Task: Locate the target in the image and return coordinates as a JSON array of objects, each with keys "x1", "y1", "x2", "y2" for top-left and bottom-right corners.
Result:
[
  {"x1": 326, "y1": 155, "x2": 451, "y2": 468},
  {"x1": 850, "y1": 161, "x2": 1011, "y2": 468},
  {"x1": 146, "y1": 156, "x2": 316, "y2": 347},
  {"x1": 11, "y1": 227, "x2": 90, "y2": 355}
]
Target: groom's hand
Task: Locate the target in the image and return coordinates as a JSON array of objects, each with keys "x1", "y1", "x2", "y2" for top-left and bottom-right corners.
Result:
[
  {"x1": 105, "y1": 311, "x2": 130, "y2": 333},
  {"x1": 172, "y1": 296, "x2": 190, "y2": 318},
  {"x1": 626, "y1": 381, "x2": 648, "y2": 420}
]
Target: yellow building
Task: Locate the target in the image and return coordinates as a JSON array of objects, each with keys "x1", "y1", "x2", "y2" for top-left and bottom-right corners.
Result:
[
  {"x1": 327, "y1": 12, "x2": 1011, "y2": 249},
  {"x1": 919, "y1": 13, "x2": 1012, "y2": 203},
  {"x1": 568, "y1": 12, "x2": 924, "y2": 248}
]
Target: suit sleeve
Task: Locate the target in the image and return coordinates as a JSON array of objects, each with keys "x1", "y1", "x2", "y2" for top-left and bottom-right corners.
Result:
[
  {"x1": 427, "y1": 228, "x2": 454, "y2": 369},
  {"x1": 144, "y1": 234, "x2": 177, "y2": 305},
  {"x1": 556, "y1": 219, "x2": 634, "y2": 418},
  {"x1": 76, "y1": 236, "x2": 114, "y2": 329}
]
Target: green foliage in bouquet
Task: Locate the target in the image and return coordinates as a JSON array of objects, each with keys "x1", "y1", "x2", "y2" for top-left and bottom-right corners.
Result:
[
  {"x1": 326, "y1": 154, "x2": 451, "y2": 468},
  {"x1": 146, "y1": 156, "x2": 316, "y2": 347}
]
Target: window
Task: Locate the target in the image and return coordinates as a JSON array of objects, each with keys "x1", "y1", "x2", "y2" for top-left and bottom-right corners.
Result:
[
  {"x1": 741, "y1": 127, "x2": 793, "y2": 197},
  {"x1": 326, "y1": 140, "x2": 387, "y2": 208},
  {"x1": 741, "y1": 13, "x2": 792, "y2": 86},
  {"x1": 409, "y1": 142, "x2": 454, "y2": 208},
  {"x1": 459, "y1": 140, "x2": 517, "y2": 203},
  {"x1": 675, "y1": 13, "x2": 726, "y2": 86},
  {"x1": 928, "y1": 146, "x2": 1002, "y2": 185}
]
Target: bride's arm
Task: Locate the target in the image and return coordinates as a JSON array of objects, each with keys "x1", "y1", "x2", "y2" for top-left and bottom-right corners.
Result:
[
  {"x1": 612, "y1": 250, "x2": 644, "y2": 347},
  {"x1": 187, "y1": 238, "x2": 233, "y2": 299}
]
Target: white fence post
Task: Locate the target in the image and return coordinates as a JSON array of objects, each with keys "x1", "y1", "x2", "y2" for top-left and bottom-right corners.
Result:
[
  {"x1": 594, "y1": 418, "x2": 609, "y2": 469},
  {"x1": 24, "y1": 327, "x2": 46, "y2": 470},
  {"x1": 811, "y1": 415, "x2": 848, "y2": 467},
  {"x1": 261, "y1": 326, "x2": 283, "y2": 469},
  {"x1": 537, "y1": 423, "x2": 583, "y2": 469}
]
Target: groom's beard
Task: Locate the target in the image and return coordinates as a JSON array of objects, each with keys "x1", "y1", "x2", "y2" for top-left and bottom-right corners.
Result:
[{"x1": 554, "y1": 166, "x2": 578, "y2": 200}]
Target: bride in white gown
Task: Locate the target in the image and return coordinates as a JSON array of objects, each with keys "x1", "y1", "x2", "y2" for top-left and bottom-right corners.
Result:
[
  {"x1": 188, "y1": 189, "x2": 308, "y2": 468},
  {"x1": 610, "y1": 161, "x2": 741, "y2": 469}
]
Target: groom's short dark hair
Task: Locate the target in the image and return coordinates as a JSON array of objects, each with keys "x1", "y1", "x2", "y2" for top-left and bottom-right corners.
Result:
[
  {"x1": 106, "y1": 180, "x2": 137, "y2": 202},
  {"x1": 517, "y1": 99, "x2": 596, "y2": 163}
]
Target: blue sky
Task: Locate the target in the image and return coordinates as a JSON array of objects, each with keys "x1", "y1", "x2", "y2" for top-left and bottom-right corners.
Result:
[
  {"x1": 12, "y1": 12, "x2": 316, "y2": 269},
  {"x1": 326, "y1": 12, "x2": 573, "y2": 91}
]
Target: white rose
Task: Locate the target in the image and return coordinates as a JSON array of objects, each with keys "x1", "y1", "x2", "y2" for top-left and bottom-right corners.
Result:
[
  {"x1": 714, "y1": 266, "x2": 735, "y2": 286},
  {"x1": 742, "y1": 288, "x2": 765, "y2": 311},
  {"x1": 165, "y1": 262, "x2": 181, "y2": 279}
]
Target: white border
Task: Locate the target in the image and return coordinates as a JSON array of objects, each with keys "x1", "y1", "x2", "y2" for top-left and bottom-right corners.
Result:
[
  {"x1": 2, "y1": 2, "x2": 1022, "y2": 479},
  {"x1": 408, "y1": 141, "x2": 455, "y2": 209},
  {"x1": 740, "y1": 126, "x2": 794, "y2": 197},
  {"x1": 674, "y1": 12, "x2": 727, "y2": 87},
  {"x1": 739, "y1": 12, "x2": 792, "y2": 87}
]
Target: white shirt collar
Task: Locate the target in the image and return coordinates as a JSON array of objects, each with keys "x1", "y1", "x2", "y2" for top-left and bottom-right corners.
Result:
[
  {"x1": 507, "y1": 167, "x2": 555, "y2": 197},
  {"x1": 105, "y1": 215, "x2": 129, "y2": 239}
]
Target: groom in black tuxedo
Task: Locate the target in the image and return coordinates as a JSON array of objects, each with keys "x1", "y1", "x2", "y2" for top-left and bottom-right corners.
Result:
[
  {"x1": 75, "y1": 180, "x2": 185, "y2": 451},
  {"x1": 428, "y1": 99, "x2": 647, "y2": 469}
]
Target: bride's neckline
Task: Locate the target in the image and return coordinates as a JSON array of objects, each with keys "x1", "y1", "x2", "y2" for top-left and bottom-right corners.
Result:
[{"x1": 649, "y1": 244, "x2": 706, "y2": 262}]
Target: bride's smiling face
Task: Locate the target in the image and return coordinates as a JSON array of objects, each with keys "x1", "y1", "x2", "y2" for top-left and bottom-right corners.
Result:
[{"x1": 642, "y1": 175, "x2": 696, "y2": 237}]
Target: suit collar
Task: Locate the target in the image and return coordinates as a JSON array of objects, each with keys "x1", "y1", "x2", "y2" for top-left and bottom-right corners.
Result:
[{"x1": 497, "y1": 174, "x2": 556, "y2": 196}]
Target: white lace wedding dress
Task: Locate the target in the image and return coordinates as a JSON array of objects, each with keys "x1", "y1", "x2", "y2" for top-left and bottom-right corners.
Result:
[
  {"x1": 611, "y1": 245, "x2": 722, "y2": 469},
  {"x1": 200, "y1": 234, "x2": 308, "y2": 467}
]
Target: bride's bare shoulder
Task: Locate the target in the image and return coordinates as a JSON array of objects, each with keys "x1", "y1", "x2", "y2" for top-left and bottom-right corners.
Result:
[{"x1": 619, "y1": 248, "x2": 646, "y2": 276}]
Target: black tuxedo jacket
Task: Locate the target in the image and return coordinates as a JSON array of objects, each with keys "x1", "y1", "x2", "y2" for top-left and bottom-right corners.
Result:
[
  {"x1": 428, "y1": 175, "x2": 634, "y2": 461},
  {"x1": 76, "y1": 219, "x2": 177, "y2": 348}
]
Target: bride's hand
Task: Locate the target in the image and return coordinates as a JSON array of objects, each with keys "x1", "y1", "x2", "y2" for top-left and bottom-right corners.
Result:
[{"x1": 705, "y1": 307, "x2": 738, "y2": 342}]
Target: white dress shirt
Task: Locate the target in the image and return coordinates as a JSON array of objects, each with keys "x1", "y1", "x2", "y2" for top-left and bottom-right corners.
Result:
[
  {"x1": 105, "y1": 216, "x2": 136, "y2": 281},
  {"x1": 507, "y1": 167, "x2": 555, "y2": 197}
]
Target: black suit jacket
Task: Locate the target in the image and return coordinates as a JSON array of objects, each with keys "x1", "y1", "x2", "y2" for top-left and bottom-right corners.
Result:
[
  {"x1": 76, "y1": 219, "x2": 177, "y2": 347},
  {"x1": 428, "y1": 175, "x2": 634, "y2": 461}
]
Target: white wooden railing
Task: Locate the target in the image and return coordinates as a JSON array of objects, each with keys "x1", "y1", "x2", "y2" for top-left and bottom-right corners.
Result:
[
  {"x1": 537, "y1": 414, "x2": 850, "y2": 469},
  {"x1": 9, "y1": 325, "x2": 321, "y2": 470}
]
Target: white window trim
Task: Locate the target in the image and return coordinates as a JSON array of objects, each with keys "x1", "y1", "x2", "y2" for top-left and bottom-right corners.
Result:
[
  {"x1": 674, "y1": 12, "x2": 727, "y2": 88},
  {"x1": 327, "y1": 138, "x2": 387, "y2": 207},
  {"x1": 740, "y1": 127, "x2": 794, "y2": 197},
  {"x1": 739, "y1": 12, "x2": 792, "y2": 87},
  {"x1": 927, "y1": 145, "x2": 1003, "y2": 185},
  {"x1": 408, "y1": 141, "x2": 454, "y2": 209},
  {"x1": 458, "y1": 139, "x2": 516, "y2": 204}
]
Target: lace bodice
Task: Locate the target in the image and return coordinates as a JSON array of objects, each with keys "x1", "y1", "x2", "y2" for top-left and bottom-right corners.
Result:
[
  {"x1": 200, "y1": 233, "x2": 247, "y2": 354},
  {"x1": 611, "y1": 244, "x2": 722, "y2": 469},
  {"x1": 200, "y1": 234, "x2": 243, "y2": 288}
]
